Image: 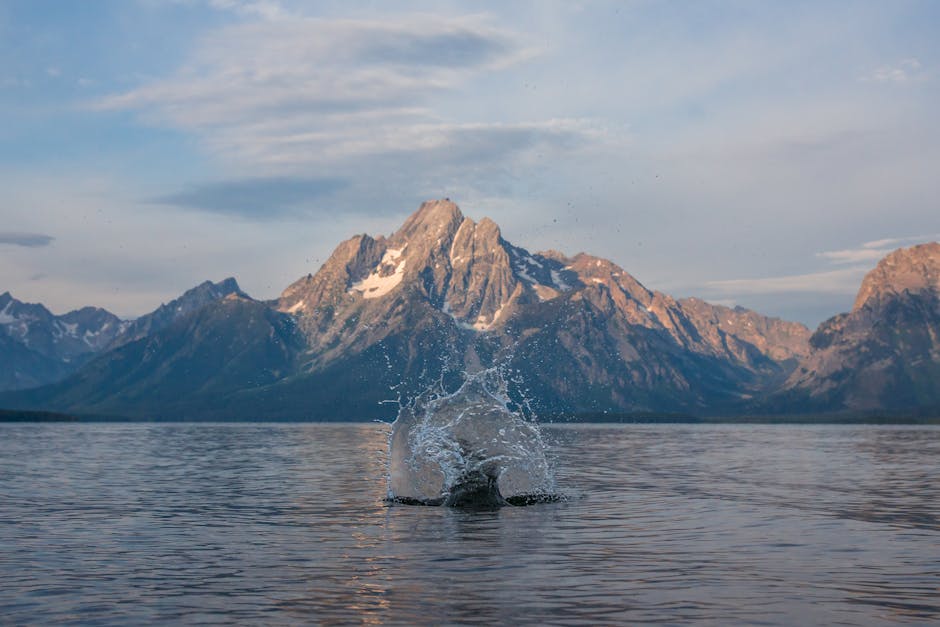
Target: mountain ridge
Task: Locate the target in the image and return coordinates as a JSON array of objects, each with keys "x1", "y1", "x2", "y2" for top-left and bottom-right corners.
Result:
[
  {"x1": 0, "y1": 291, "x2": 126, "y2": 390},
  {"x1": 0, "y1": 278, "x2": 249, "y2": 392},
  {"x1": 2, "y1": 200, "x2": 937, "y2": 420}
]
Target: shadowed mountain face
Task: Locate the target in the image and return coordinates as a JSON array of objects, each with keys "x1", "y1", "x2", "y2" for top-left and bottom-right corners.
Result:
[
  {"x1": 1, "y1": 200, "x2": 820, "y2": 420},
  {"x1": 12, "y1": 295, "x2": 306, "y2": 420},
  {"x1": 0, "y1": 279, "x2": 247, "y2": 393},
  {"x1": 109, "y1": 278, "x2": 246, "y2": 348},
  {"x1": 0, "y1": 292, "x2": 126, "y2": 391},
  {"x1": 778, "y1": 243, "x2": 940, "y2": 413}
]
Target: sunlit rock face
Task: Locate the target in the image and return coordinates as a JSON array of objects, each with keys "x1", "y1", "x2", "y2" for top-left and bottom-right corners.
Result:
[
  {"x1": 387, "y1": 371, "x2": 555, "y2": 506},
  {"x1": 780, "y1": 242, "x2": 940, "y2": 412},
  {"x1": 276, "y1": 199, "x2": 567, "y2": 338},
  {"x1": 852, "y1": 242, "x2": 940, "y2": 311}
]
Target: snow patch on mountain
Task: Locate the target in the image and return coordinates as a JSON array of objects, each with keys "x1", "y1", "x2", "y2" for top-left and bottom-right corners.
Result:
[
  {"x1": 551, "y1": 270, "x2": 571, "y2": 291},
  {"x1": 533, "y1": 284, "x2": 560, "y2": 301},
  {"x1": 286, "y1": 301, "x2": 306, "y2": 314},
  {"x1": 349, "y1": 247, "x2": 407, "y2": 299}
]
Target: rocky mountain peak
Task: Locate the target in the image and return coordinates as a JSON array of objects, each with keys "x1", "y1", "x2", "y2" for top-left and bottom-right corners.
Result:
[
  {"x1": 853, "y1": 241, "x2": 940, "y2": 311},
  {"x1": 780, "y1": 242, "x2": 940, "y2": 412},
  {"x1": 269, "y1": 194, "x2": 821, "y2": 411},
  {"x1": 566, "y1": 253, "x2": 651, "y2": 306},
  {"x1": 189, "y1": 277, "x2": 246, "y2": 301},
  {"x1": 109, "y1": 277, "x2": 247, "y2": 348},
  {"x1": 0, "y1": 292, "x2": 127, "y2": 391},
  {"x1": 0, "y1": 292, "x2": 55, "y2": 324},
  {"x1": 393, "y1": 199, "x2": 464, "y2": 243},
  {"x1": 279, "y1": 200, "x2": 535, "y2": 331}
]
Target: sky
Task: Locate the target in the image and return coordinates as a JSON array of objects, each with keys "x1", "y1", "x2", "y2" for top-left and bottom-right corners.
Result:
[{"x1": 1, "y1": 0, "x2": 938, "y2": 326}]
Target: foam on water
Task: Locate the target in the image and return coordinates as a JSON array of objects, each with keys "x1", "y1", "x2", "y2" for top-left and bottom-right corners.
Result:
[{"x1": 386, "y1": 367, "x2": 557, "y2": 506}]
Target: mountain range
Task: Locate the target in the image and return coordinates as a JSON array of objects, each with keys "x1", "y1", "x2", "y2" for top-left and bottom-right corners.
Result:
[{"x1": 2, "y1": 200, "x2": 938, "y2": 420}]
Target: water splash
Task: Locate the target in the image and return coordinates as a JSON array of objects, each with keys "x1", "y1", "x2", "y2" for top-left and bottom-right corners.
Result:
[{"x1": 386, "y1": 367, "x2": 558, "y2": 507}]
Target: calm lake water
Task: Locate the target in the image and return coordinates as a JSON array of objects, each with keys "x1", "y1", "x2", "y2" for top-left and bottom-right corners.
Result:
[{"x1": 1, "y1": 423, "x2": 938, "y2": 625}]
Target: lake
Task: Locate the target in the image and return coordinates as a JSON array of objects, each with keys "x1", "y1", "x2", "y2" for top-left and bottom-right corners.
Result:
[{"x1": 1, "y1": 423, "x2": 938, "y2": 625}]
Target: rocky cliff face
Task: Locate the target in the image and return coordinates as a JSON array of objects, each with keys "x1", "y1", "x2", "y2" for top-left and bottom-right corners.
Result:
[
  {"x1": 780, "y1": 242, "x2": 940, "y2": 412},
  {"x1": 852, "y1": 242, "x2": 940, "y2": 311},
  {"x1": 278, "y1": 200, "x2": 561, "y2": 332},
  {"x1": 0, "y1": 292, "x2": 126, "y2": 391},
  {"x1": 502, "y1": 253, "x2": 810, "y2": 414}
]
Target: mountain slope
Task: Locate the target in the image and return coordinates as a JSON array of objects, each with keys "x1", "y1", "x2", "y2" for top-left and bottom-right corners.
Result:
[
  {"x1": 778, "y1": 242, "x2": 940, "y2": 412},
  {"x1": 0, "y1": 292, "x2": 126, "y2": 391},
  {"x1": 109, "y1": 277, "x2": 246, "y2": 347},
  {"x1": 9, "y1": 295, "x2": 305, "y2": 419}
]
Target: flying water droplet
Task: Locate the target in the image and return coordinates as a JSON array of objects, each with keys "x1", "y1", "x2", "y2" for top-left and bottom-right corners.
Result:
[{"x1": 386, "y1": 367, "x2": 558, "y2": 507}]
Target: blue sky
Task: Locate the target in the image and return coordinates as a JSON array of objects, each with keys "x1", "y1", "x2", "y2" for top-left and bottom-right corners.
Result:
[{"x1": 1, "y1": 0, "x2": 938, "y2": 325}]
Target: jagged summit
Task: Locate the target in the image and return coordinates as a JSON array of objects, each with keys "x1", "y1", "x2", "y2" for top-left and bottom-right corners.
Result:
[
  {"x1": 853, "y1": 242, "x2": 940, "y2": 311},
  {"x1": 110, "y1": 277, "x2": 247, "y2": 348},
  {"x1": 278, "y1": 199, "x2": 574, "y2": 332},
  {"x1": 0, "y1": 291, "x2": 126, "y2": 391},
  {"x1": 394, "y1": 199, "x2": 464, "y2": 242}
]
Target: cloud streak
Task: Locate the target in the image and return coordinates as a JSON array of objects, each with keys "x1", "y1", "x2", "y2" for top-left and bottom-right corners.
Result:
[
  {"x1": 96, "y1": 14, "x2": 549, "y2": 172},
  {"x1": 707, "y1": 234, "x2": 940, "y2": 298},
  {"x1": 0, "y1": 232, "x2": 55, "y2": 248},
  {"x1": 206, "y1": 0, "x2": 286, "y2": 21},
  {"x1": 861, "y1": 58, "x2": 927, "y2": 84},
  {"x1": 706, "y1": 266, "x2": 870, "y2": 295},
  {"x1": 153, "y1": 176, "x2": 347, "y2": 218},
  {"x1": 99, "y1": 11, "x2": 609, "y2": 217},
  {"x1": 816, "y1": 234, "x2": 940, "y2": 264}
]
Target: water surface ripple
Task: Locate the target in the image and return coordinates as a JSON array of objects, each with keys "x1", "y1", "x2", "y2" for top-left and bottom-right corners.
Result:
[{"x1": 1, "y1": 423, "x2": 938, "y2": 625}]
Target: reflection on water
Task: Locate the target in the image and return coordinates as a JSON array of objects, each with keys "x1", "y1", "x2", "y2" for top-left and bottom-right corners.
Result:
[{"x1": 1, "y1": 423, "x2": 938, "y2": 624}]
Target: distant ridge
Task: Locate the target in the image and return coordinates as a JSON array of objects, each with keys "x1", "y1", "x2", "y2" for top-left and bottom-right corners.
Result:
[
  {"x1": 2, "y1": 200, "x2": 938, "y2": 421},
  {"x1": 0, "y1": 291, "x2": 126, "y2": 391},
  {"x1": 0, "y1": 408, "x2": 79, "y2": 422},
  {"x1": 0, "y1": 278, "x2": 247, "y2": 392}
]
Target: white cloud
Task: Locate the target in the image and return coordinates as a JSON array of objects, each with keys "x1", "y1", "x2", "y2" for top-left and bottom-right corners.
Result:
[
  {"x1": 207, "y1": 0, "x2": 286, "y2": 21},
  {"x1": 815, "y1": 248, "x2": 891, "y2": 264},
  {"x1": 816, "y1": 234, "x2": 940, "y2": 264},
  {"x1": 706, "y1": 233, "x2": 940, "y2": 298},
  {"x1": 861, "y1": 58, "x2": 926, "y2": 83},
  {"x1": 153, "y1": 0, "x2": 288, "y2": 21},
  {"x1": 860, "y1": 234, "x2": 940, "y2": 249},
  {"x1": 96, "y1": 14, "x2": 558, "y2": 173},
  {"x1": 706, "y1": 266, "x2": 870, "y2": 295}
]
